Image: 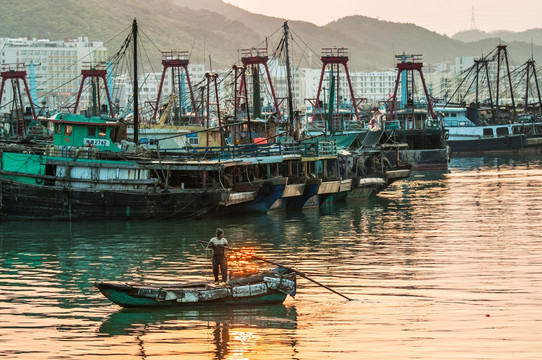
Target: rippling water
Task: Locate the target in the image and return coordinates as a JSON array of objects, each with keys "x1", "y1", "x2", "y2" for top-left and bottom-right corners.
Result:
[{"x1": 1, "y1": 154, "x2": 542, "y2": 359}]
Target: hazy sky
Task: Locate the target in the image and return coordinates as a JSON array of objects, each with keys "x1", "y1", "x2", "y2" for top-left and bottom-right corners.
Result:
[{"x1": 224, "y1": 0, "x2": 541, "y2": 36}]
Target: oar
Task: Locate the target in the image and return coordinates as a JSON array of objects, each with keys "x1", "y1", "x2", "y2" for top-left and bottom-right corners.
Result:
[
  {"x1": 196, "y1": 241, "x2": 352, "y2": 301},
  {"x1": 251, "y1": 255, "x2": 352, "y2": 301}
]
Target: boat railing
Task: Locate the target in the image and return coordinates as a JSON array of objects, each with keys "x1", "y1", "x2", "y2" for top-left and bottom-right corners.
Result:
[
  {"x1": 444, "y1": 119, "x2": 475, "y2": 127},
  {"x1": 302, "y1": 140, "x2": 337, "y2": 157},
  {"x1": 1, "y1": 63, "x2": 26, "y2": 72},
  {"x1": 241, "y1": 47, "x2": 268, "y2": 59},
  {"x1": 161, "y1": 50, "x2": 189, "y2": 61},
  {"x1": 81, "y1": 61, "x2": 107, "y2": 71},
  {"x1": 186, "y1": 142, "x2": 302, "y2": 160},
  {"x1": 321, "y1": 47, "x2": 348, "y2": 58},
  {"x1": 45, "y1": 145, "x2": 99, "y2": 159}
]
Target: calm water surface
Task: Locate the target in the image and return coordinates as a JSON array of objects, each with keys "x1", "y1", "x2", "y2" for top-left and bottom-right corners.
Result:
[{"x1": 1, "y1": 155, "x2": 542, "y2": 359}]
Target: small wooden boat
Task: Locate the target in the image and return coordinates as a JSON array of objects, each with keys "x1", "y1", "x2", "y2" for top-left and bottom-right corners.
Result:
[{"x1": 95, "y1": 268, "x2": 296, "y2": 308}]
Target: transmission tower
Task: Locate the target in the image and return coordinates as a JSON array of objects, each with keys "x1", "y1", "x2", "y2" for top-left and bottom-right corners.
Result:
[{"x1": 470, "y1": 6, "x2": 477, "y2": 30}]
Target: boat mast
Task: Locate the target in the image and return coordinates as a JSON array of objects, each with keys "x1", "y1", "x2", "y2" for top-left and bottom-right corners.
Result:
[
  {"x1": 132, "y1": 18, "x2": 139, "y2": 145},
  {"x1": 283, "y1": 21, "x2": 296, "y2": 140},
  {"x1": 495, "y1": 45, "x2": 516, "y2": 121},
  {"x1": 524, "y1": 59, "x2": 542, "y2": 115}
]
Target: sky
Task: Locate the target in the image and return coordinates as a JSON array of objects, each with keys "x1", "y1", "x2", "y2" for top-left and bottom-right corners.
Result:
[{"x1": 224, "y1": 0, "x2": 541, "y2": 36}]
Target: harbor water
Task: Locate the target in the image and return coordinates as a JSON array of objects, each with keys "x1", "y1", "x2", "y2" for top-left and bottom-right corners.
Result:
[{"x1": 1, "y1": 154, "x2": 542, "y2": 359}]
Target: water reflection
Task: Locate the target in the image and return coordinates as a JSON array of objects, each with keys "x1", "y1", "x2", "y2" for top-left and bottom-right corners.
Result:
[
  {"x1": 98, "y1": 305, "x2": 298, "y2": 360},
  {"x1": 99, "y1": 304, "x2": 298, "y2": 336},
  {"x1": 2, "y1": 155, "x2": 542, "y2": 359}
]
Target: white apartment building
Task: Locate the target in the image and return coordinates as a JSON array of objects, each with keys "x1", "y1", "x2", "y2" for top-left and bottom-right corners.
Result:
[
  {"x1": 118, "y1": 64, "x2": 207, "y2": 120},
  {"x1": 0, "y1": 37, "x2": 107, "y2": 113},
  {"x1": 1, "y1": 35, "x2": 504, "y2": 119},
  {"x1": 300, "y1": 67, "x2": 397, "y2": 111}
]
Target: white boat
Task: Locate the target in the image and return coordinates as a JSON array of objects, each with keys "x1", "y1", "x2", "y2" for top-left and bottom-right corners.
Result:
[{"x1": 435, "y1": 106, "x2": 528, "y2": 154}]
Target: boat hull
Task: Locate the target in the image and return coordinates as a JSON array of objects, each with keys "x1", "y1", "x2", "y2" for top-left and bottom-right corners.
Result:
[
  {"x1": 0, "y1": 177, "x2": 229, "y2": 220},
  {"x1": 229, "y1": 178, "x2": 287, "y2": 214},
  {"x1": 95, "y1": 271, "x2": 296, "y2": 308},
  {"x1": 97, "y1": 283, "x2": 289, "y2": 307},
  {"x1": 448, "y1": 134, "x2": 526, "y2": 154},
  {"x1": 286, "y1": 181, "x2": 319, "y2": 209},
  {"x1": 384, "y1": 148, "x2": 449, "y2": 171}
]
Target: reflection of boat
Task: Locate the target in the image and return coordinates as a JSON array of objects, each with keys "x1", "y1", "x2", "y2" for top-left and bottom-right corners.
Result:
[
  {"x1": 95, "y1": 268, "x2": 296, "y2": 307},
  {"x1": 98, "y1": 304, "x2": 298, "y2": 336}
]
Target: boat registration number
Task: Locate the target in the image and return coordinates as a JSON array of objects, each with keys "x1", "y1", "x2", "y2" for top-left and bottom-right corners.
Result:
[{"x1": 84, "y1": 138, "x2": 110, "y2": 146}]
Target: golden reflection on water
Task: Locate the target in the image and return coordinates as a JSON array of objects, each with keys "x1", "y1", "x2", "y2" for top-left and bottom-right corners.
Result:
[{"x1": 1, "y1": 156, "x2": 542, "y2": 359}]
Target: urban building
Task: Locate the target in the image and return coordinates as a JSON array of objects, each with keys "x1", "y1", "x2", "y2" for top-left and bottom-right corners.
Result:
[{"x1": 0, "y1": 37, "x2": 107, "y2": 113}]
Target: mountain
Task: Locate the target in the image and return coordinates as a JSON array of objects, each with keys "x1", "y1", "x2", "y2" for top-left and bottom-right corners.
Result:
[
  {"x1": 453, "y1": 29, "x2": 542, "y2": 47},
  {"x1": 1, "y1": 0, "x2": 542, "y2": 71}
]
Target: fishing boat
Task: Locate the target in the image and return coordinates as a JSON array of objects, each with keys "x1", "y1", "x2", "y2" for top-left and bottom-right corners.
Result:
[
  {"x1": 377, "y1": 54, "x2": 449, "y2": 171},
  {"x1": 95, "y1": 268, "x2": 296, "y2": 308},
  {"x1": 435, "y1": 105, "x2": 528, "y2": 154},
  {"x1": 0, "y1": 111, "x2": 264, "y2": 220},
  {"x1": 436, "y1": 45, "x2": 542, "y2": 155},
  {"x1": 0, "y1": 21, "x2": 260, "y2": 220}
]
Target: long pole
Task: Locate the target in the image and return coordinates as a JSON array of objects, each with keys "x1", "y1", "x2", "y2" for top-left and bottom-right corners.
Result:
[
  {"x1": 195, "y1": 241, "x2": 352, "y2": 301},
  {"x1": 132, "y1": 18, "x2": 139, "y2": 145},
  {"x1": 283, "y1": 21, "x2": 296, "y2": 140},
  {"x1": 252, "y1": 254, "x2": 352, "y2": 301}
]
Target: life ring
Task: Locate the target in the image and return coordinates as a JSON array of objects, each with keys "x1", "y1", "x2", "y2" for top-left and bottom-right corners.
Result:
[
  {"x1": 199, "y1": 192, "x2": 212, "y2": 206},
  {"x1": 35, "y1": 177, "x2": 44, "y2": 184},
  {"x1": 261, "y1": 181, "x2": 275, "y2": 195},
  {"x1": 159, "y1": 191, "x2": 174, "y2": 207},
  {"x1": 502, "y1": 137, "x2": 511, "y2": 146}
]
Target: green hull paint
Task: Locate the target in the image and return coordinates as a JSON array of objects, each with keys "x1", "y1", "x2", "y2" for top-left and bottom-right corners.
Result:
[
  {"x1": 302, "y1": 134, "x2": 357, "y2": 151},
  {"x1": 101, "y1": 287, "x2": 288, "y2": 308}
]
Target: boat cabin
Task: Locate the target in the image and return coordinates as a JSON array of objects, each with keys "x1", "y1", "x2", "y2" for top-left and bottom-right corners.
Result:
[{"x1": 49, "y1": 113, "x2": 126, "y2": 153}]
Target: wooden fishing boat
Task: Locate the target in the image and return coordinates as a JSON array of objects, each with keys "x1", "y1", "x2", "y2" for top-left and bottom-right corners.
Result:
[{"x1": 95, "y1": 269, "x2": 296, "y2": 308}]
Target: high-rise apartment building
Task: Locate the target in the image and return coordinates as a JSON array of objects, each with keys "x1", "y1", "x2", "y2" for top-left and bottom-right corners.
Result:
[{"x1": 0, "y1": 37, "x2": 107, "y2": 112}]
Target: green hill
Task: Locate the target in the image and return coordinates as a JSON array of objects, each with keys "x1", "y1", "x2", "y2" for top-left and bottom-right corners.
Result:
[{"x1": 2, "y1": 0, "x2": 541, "y2": 71}]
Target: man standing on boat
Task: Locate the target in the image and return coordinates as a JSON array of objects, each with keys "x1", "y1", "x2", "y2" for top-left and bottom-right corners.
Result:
[{"x1": 206, "y1": 228, "x2": 229, "y2": 285}]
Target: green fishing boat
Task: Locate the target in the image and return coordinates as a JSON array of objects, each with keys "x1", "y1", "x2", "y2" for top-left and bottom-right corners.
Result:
[{"x1": 95, "y1": 268, "x2": 296, "y2": 308}]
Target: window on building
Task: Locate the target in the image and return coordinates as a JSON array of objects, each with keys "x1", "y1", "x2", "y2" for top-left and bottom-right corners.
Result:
[{"x1": 188, "y1": 137, "x2": 199, "y2": 146}]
